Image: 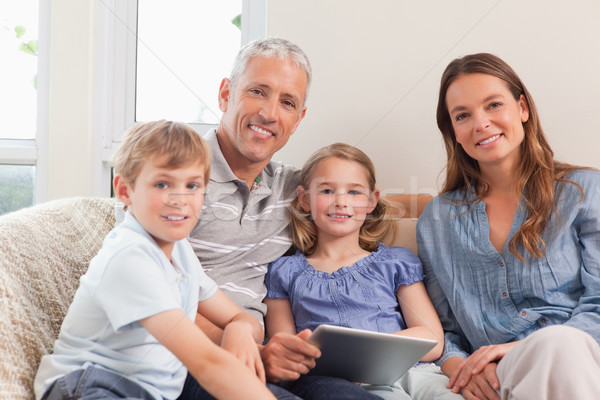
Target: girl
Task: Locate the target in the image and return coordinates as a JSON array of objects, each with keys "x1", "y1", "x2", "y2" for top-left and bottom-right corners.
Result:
[
  {"x1": 265, "y1": 143, "x2": 444, "y2": 400},
  {"x1": 417, "y1": 53, "x2": 600, "y2": 400}
]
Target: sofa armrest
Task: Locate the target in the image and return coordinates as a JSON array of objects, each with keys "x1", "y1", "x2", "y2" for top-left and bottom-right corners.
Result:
[{"x1": 0, "y1": 197, "x2": 115, "y2": 399}]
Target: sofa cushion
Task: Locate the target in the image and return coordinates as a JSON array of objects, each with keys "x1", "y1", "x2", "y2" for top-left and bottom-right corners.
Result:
[{"x1": 0, "y1": 197, "x2": 115, "y2": 399}]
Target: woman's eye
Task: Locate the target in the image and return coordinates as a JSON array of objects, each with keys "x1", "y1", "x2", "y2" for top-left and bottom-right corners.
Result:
[
  {"x1": 489, "y1": 102, "x2": 502, "y2": 109},
  {"x1": 455, "y1": 113, "x2": 468, "y2": 122}
]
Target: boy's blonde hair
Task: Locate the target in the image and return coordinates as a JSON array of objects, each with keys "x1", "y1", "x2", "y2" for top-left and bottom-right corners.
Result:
[
  {"x1": 290, "y1": 143, "x2": 396, "y2": 254},
  {"x1": 112, "y1": 120, "x2": 211, "y2": 187}
]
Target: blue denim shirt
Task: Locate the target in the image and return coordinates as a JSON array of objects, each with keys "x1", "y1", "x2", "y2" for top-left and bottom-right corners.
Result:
[{"x1": 417, "y1": 169, "x2": 600, "y2": 366}]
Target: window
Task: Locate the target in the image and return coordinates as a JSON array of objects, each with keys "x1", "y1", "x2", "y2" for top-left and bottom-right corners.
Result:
[
  {"x1": 0, "y1": 0, "x2": 39, "y2": 214},
  {"x1": 93, "y1": 0, "x2": 266, "y2": 197},
  {"x1": 135, "y1": 1, "x2": 243, "y2": 126}
]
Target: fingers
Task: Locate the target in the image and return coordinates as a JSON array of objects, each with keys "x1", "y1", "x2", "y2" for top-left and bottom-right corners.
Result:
[
  {"x1": 461, "y1": 370, "x2": 500, "y2": 400},
  {"x1": 261, "y1": 331, "x2": 320, "y2": 382}
]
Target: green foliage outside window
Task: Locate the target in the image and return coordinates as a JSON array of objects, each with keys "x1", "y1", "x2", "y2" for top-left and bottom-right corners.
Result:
[{"x1": 0, "y1": 165, "x2": 35, "y2": 215}]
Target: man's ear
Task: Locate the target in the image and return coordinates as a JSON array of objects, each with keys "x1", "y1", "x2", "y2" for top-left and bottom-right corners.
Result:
[
  {"x1": 290, "y1": 106, "x2": 307, "y2": 136},
  {"x1": 297, "y1": 185, "x2": 310, "y2": 212},
  {"x1": 218, "y1": 78, "x2": 232, "y2": 113},
  {"x1": 113, "y1": 174, "x2": 133, "y2": 206}
]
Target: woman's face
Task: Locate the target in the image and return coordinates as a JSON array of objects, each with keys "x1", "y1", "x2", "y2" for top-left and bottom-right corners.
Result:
[{"x1": 445, "y1": 73, "x2": 529, "y2": 172}]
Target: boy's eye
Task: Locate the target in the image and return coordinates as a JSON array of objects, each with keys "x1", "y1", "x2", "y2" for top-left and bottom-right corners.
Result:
[
  {"x1": 155, "y1": 182, "x2": 168, "y2": 189},
  {"x1": 319, "y1": 189, "x2": 334, "y2": 195},
  {"x1": 187, "y1": 183, "x2": 201, "y2": 190}
]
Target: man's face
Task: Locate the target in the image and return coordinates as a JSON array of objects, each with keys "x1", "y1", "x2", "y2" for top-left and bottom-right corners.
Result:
[{"x1": 217, "y1": 56, "x2": 308, "y2": 166}]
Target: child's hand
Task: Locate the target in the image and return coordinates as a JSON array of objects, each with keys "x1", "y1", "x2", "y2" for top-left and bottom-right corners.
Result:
[{"x1": 221, "y1": 321, "x2": 266, "y2": 383}]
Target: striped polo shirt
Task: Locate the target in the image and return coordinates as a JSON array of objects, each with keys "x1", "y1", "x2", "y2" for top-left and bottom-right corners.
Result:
[{"x1": 189, "y1": 129, "x2": 300, "y2": 324}]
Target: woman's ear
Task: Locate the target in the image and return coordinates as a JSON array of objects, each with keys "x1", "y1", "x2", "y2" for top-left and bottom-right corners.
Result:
[
  {"x1": 113, "y1": 174, "x2": 133, "y2": 206},
  {"x1": 297, "y1": 185, "x2": 311, "y2": 212},
  {"x1": 519, "y1": 94, "x2": 530, "y2": 123}
]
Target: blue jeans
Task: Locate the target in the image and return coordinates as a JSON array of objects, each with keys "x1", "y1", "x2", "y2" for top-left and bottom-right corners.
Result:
[
  {"x1": 278, "y1": 375, "x2": 383, "y2": 400},
  {"x1": 177, "y1": 372, "x2": 301, "y2": 400},
  {"x1": 41, "y1": 365, "x2": 155, "y2": 400}
]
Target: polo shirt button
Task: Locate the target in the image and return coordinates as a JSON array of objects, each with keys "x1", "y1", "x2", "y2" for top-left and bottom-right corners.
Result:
[
  {"x1": 502, "y1": 292, "x2": 507, "y2": 297},
  {"x1": 499, "y1": 262, "x2": 504, "y2": 267},
  {"x1": 521, "y1": 311, "x2": 527, "y2": 316},
  {"x1": 540, "y1": 317, "x2": 547, "y2": 323}
]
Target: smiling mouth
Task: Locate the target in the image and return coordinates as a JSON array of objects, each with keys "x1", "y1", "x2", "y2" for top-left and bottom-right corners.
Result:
[
  {"x1": 328, "y1": 214, "x2": 352, "y2": 219},
  {"x1": 478, "y1": 134, "x2": 503, "y2": 146},
  {"x1": 249, "y1": 124, "x2": 275, "y2": 137},
  {"x1": 163, "y1": 215, "x2": 186, "y2": 221}
]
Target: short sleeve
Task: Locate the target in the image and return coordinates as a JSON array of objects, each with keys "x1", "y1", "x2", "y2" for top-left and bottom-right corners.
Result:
[
  {"x1": 265, "y1": 255, "x2": 299, "y2": 299},
  {"x1": 377, "y1": 245, "x2": 425, "y2": 291},
  {"x1": 91, "y1": 243, "x2": 183, "y2": 331}
]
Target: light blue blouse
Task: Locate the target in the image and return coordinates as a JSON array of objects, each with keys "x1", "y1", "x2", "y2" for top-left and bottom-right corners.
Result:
[
  {"x1": 417, "y1": 169, "x2": 600, "y2": 366},
  {"x1": 265, "y1": 244, "x2": 424, "y2": 334}
]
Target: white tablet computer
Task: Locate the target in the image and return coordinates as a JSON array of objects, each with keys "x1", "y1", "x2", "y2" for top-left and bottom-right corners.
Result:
[{"x1": 307, "y1": 324, "x2": 437, "y2": 385}]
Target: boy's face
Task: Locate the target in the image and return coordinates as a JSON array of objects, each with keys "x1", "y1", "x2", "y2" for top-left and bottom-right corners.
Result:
[{"x1": 115, "y1": 156, "x2": 206, "y2": 258}]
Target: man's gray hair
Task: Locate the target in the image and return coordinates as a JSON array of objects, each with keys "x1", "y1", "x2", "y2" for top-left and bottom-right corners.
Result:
[{"x1": 229, "y1": 37, "x2": 312, "y2": 104}]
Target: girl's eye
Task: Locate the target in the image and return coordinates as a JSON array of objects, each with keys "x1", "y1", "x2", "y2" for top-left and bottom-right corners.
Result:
[
  {"x1": 349, "y1": 190, "x2": 362, "y2": 195},
  {"x1": 155, "y1": 182, "x2": 168, "y2": 189},
  {"x1": 319, "y1": 189, "x2": 334, "y2": 195}
]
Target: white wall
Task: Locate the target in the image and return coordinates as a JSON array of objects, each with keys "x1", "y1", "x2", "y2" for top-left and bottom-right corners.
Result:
[
  {"x1": 46, "y1": 1, "x2": 600, "y2": 199},
  {"x1": 267, "y1": 0, "x2": 600, "y2": 196}
]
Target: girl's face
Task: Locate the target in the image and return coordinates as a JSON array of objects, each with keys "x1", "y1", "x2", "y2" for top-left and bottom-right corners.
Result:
[
  {"x1": 445, "y1": 73, "x2": 529, "y2": 172},
  {"x1": 297, "y1": 157, "x2": 378, "y2": 241}
]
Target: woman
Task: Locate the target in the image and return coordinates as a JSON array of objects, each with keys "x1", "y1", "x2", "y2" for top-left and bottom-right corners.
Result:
[{"x1": 416, "y1": 53, "x2": 600, "y2": 400}]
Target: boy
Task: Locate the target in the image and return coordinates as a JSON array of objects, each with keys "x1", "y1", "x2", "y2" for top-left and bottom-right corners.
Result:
[{"x1": 34, "y1": 120, "x2": 275, "y2": 400}]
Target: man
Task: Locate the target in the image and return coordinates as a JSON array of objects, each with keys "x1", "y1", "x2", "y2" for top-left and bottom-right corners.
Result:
[{"x1": 180, "y1": 38, "x2": 379, "y2": 399}]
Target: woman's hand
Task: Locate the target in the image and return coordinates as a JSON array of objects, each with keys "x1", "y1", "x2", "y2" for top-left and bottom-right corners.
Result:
[
  {"x1": 448, "y1": 342, "x2": 518, "y2": 394},
  {"x1": 459, "y1": 363, "x2": 500, "y2": 400}
]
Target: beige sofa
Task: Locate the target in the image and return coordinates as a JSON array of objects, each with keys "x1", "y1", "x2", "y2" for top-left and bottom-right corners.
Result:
[{"x1": 0, "y1": 194, "x2": 430, "y2": 399}]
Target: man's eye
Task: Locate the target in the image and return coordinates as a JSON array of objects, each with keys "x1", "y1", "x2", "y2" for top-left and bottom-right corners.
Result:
[
  {"x1": 282, "y1": 100, "x2": 296, "y2": 109},
  {"x1": 249, "y1": 88, "x2": 263, "y2": 95}
]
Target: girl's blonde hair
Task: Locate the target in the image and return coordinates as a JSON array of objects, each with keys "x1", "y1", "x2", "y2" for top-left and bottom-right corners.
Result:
[
  {"x1": 112, "y1": 120, "x2": 211, "y2": 187},
  {"x1": 290, "y1": 143, "x2": 396, "y2": 254}
]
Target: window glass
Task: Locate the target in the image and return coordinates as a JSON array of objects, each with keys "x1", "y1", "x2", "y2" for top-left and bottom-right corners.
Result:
[
  {"x1": 0, "y1": 1, "x2": 38, "y2": 140},
  {"x1": 0, "y1": 165, "x2": 35, "y2": 215},
  {"x1": 136, "y1": 0, "x2": 242, "y2": 124}
]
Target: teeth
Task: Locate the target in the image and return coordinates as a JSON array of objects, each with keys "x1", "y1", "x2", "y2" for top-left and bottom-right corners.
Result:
[
  {"x1": 164, "y1": 215, "x2": 185, "y2": 221},
  {"x1": 478, "y1": 134, "x2": 501, "y2": 145},
  {"x1": 250, "y1": 125, "x2": 274, "y2": 136},
  {"x1": 328, "y1": 214, "x2": 351, "y2": 219}
]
